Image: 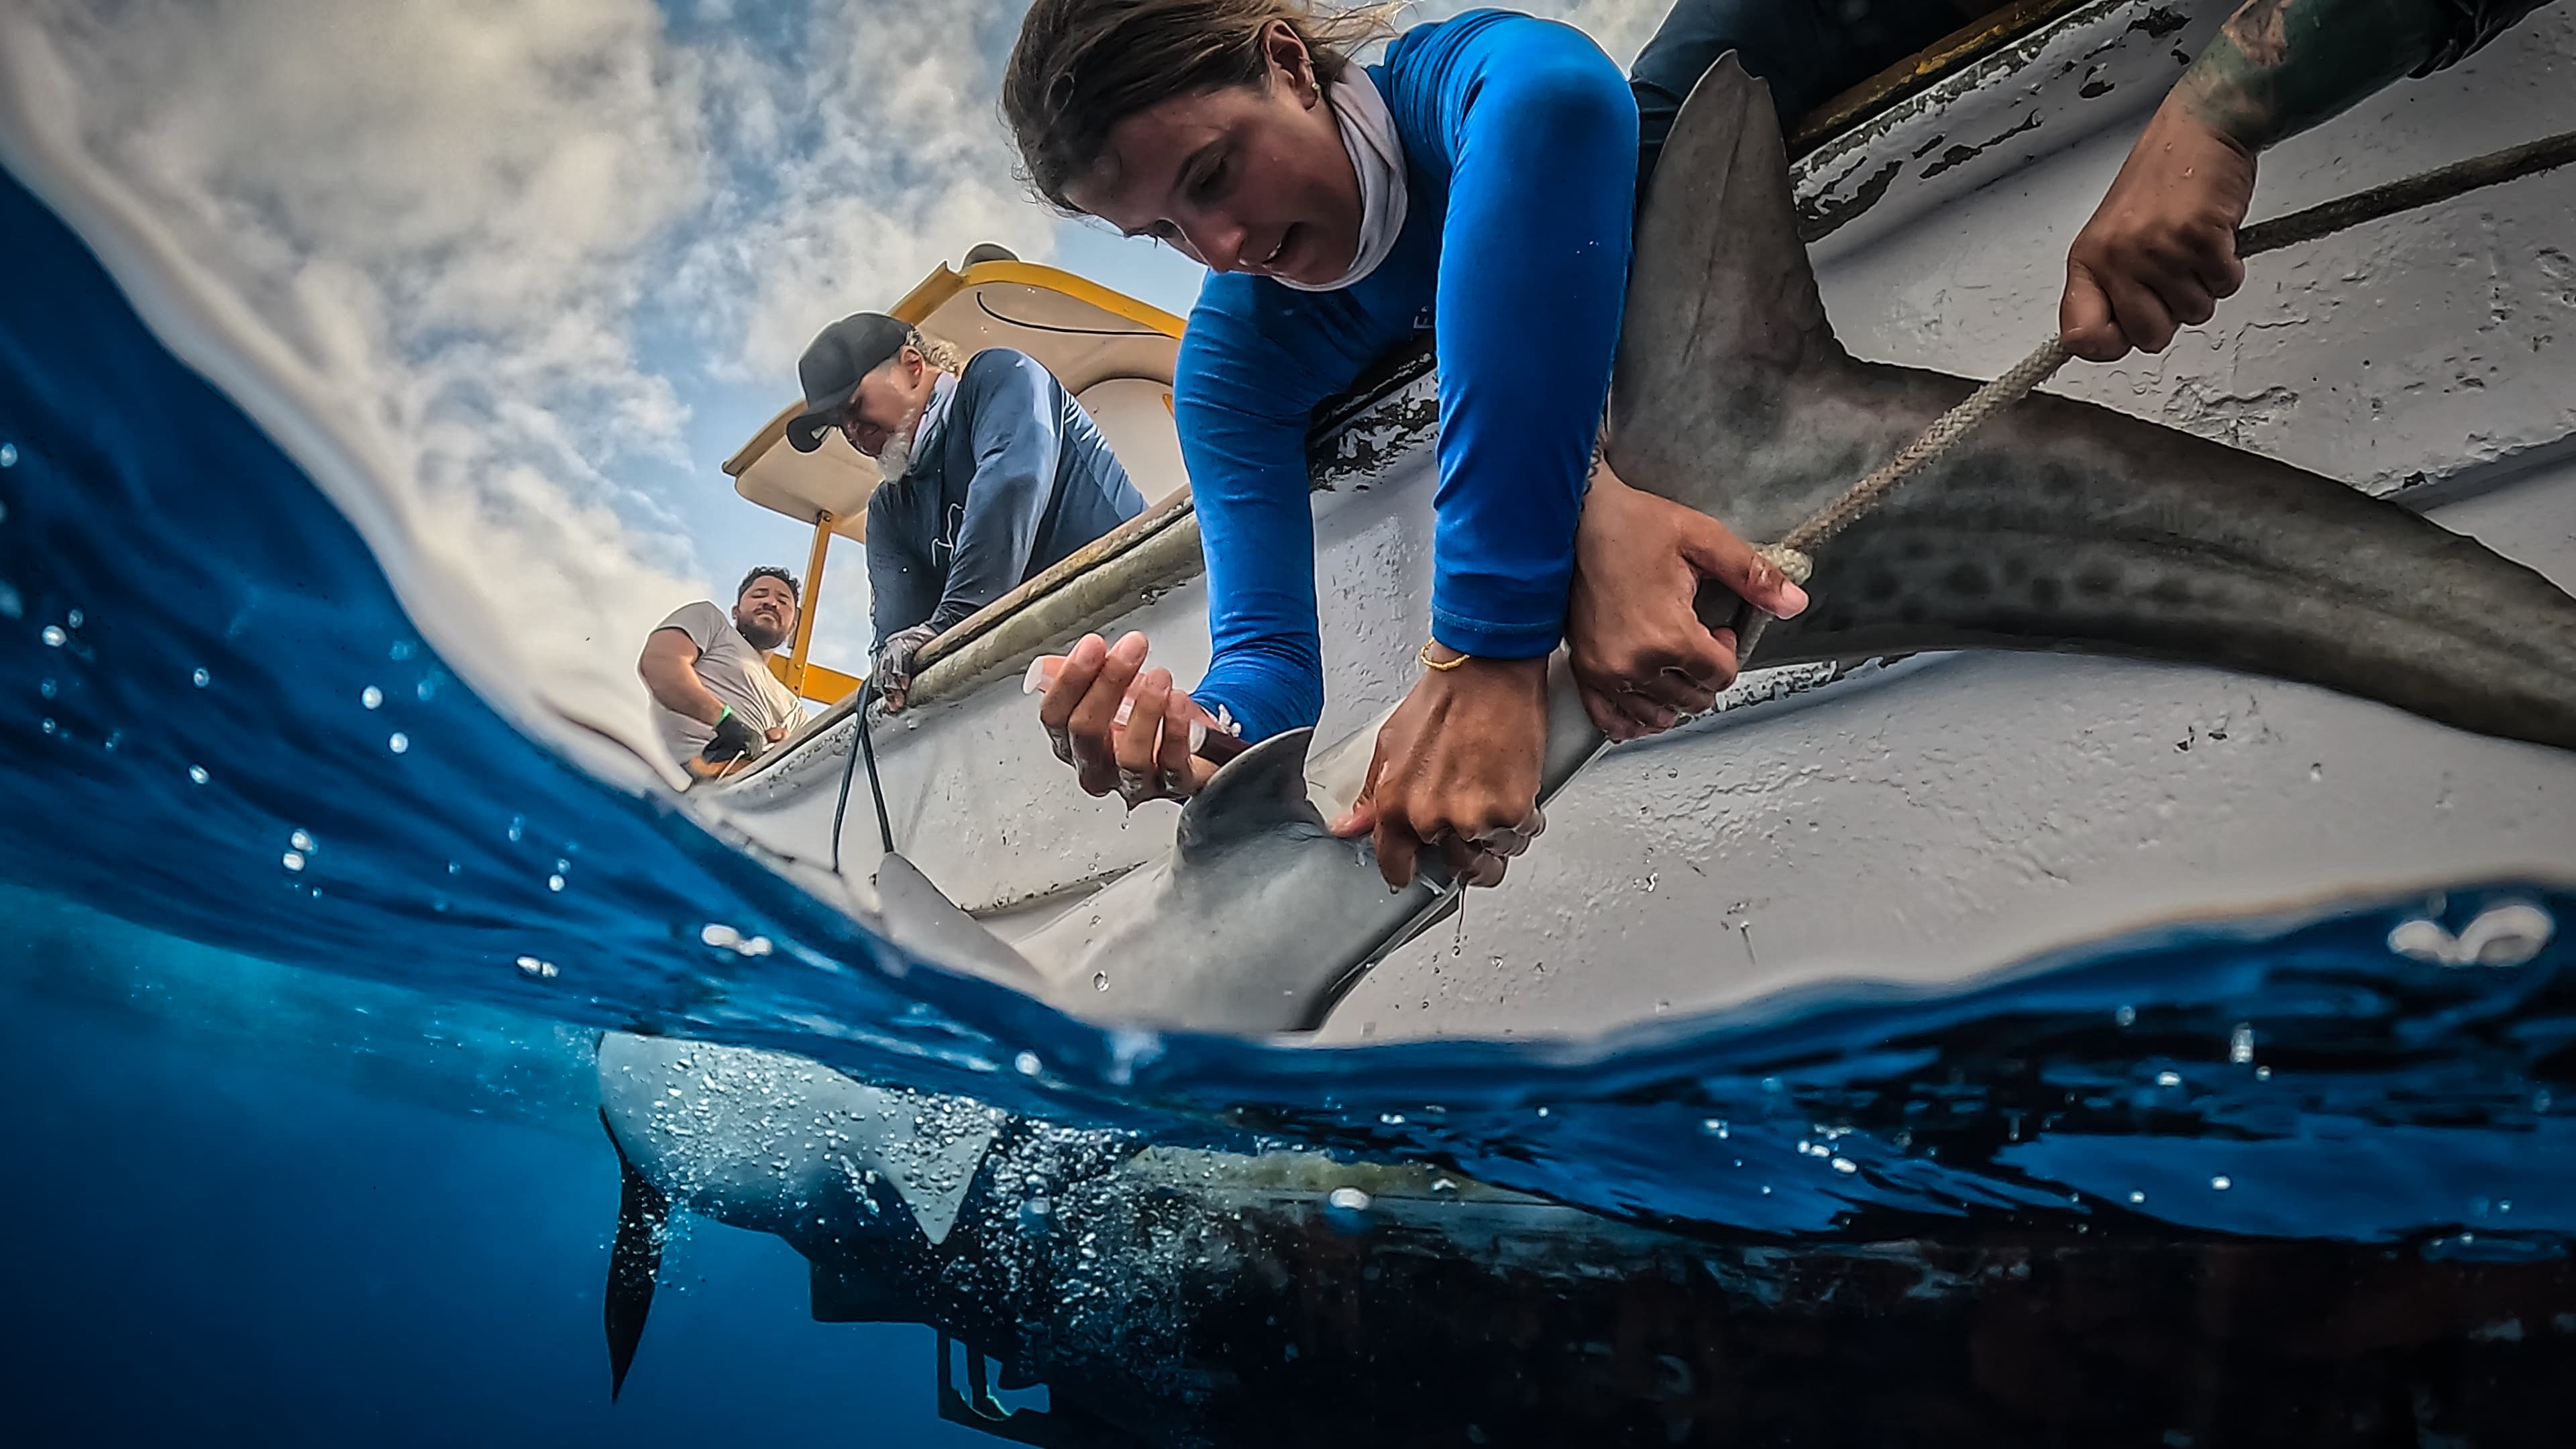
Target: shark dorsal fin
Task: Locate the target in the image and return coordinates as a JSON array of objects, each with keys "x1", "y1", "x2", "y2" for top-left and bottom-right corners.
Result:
[
  {"x1": 873, "y1": 852, "x2": 1044, "y2": 988},
  {"x1": 1609, "y1": 52, "x2": 1859, "y2": 540},
  {"x1": 1617, "y1": 52, "x2": 1841, "y2": 394},
  {"x1": 1176, "y1": 728, "x2": 1324, "y2": 867}
]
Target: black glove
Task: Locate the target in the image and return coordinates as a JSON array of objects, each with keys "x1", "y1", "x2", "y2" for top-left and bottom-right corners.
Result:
[
  {"x1": 873, "y1": 624, "x2": 939, "y2": 710},
  {"x1": 700, "y1": 706, "x2": 767, "y2": 764}
]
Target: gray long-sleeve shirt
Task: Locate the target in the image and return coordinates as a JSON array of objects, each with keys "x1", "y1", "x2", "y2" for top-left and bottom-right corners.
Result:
[{"x1": 864, "y1": 348, "x2": 1146, "y2": 648}]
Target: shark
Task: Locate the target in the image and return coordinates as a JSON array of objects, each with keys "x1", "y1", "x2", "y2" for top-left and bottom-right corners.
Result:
[{"x1": 872, "y1": 55, "x2": 2576, "y2": 1040}]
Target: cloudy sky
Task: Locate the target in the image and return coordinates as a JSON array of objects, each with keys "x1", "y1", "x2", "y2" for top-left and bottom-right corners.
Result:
[{"x1": 6, "y1": 0, "x2": 1667, "y2": 690}]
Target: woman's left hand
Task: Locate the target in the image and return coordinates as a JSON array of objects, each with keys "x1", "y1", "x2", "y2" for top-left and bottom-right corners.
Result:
[
  {"x1": 1567, "y1": 463, "x2": 1808, "y2": 741},
  {"x1": 1330, "y1": 652, "x2": 1548, "y2": 890}
]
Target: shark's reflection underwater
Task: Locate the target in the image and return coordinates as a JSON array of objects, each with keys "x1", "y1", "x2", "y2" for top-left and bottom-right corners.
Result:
[{"x1": 598, "y1": 1032, "x2": 2575, "y2": 1448}]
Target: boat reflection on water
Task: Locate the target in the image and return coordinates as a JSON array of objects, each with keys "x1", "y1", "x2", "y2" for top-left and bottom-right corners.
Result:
[{"x1": 599, "y1": 1034, "x2": 2575, "y2": 1448}]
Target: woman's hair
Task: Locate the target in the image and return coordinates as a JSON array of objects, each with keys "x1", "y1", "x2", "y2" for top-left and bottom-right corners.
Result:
[{"x1": 1002, "y1": 0, "x2": 1399, "y2": 214}]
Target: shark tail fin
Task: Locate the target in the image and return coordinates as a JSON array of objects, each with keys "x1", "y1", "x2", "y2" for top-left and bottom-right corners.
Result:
[{"x1": 600, "y1": 1109, "x2": 669, "y2": 1402}]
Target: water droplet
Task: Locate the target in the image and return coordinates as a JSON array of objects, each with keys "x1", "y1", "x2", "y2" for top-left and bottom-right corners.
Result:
[
  {"x1": 1831, "y1": 1157, "x2": 1857, "y2": 1174},
  {"x1": 1701, "y1": 1118, "x2": 1729, "y2": 1138},
  {"x1": 186, "y1": 765, "x2": 208, "y2": 786},
  {"x1": 2210, "y1": 1175, "x2": 2233, "y2": 1191},
  {"x1": 2536, "y1": 1089, "x2": 2553, "y2": 1114},
  {"x1": 2157, "y1": 1070, "x2": 2182, "y2": 1087},
  {"x1": 387, "y1": 733, "x2": 408, "y2": 754},
  {"x1": 1327, "y1": 1187, "x2": 1372, "y2": 1212},
  {"x1": 2114, "y1": 1004, "x2": 2137, "y2": 1027},
  {"x1": 66, "y1": 608, "x2": 83, "y2": 628},
  {"x1": 1536, "y1": 1106, "x2": 1550, "y2": 1117},
  {"x1": 1430, "y1": 1177, "x2": 1458, "y2": 1195},
  {"x1": 361, "y1": 686, "x2": 383, "y2": 710},
  {"x1": 38, "y1": 678, "x2": 54, "y2": 698},
  {"x1": 2129, "y1": 1189, "x2": 2147, "y2": 1204},
  {"x1": 506, "y1": 815, "x2": 525, "y2": 843},
  {"x1": 390, "y1": 641, "x2": 416, "y2": 661},
  {"x1": 281, "y1": 851, "x2": 306, "y2": 872},
  {"x1": 2255, "y1": 1065, "x2": 2272, "y2": 1081},
  {"x1": 1014, "y1": 1051, "x2": 1041, "y2": 1076},
  {"x1": 40, "y1": 717, "x2": 57, "y2": 735},
  {"x1": 0, "y1": 442, "x2": 17, "y2": 467},
  {"x1": 1379, "y1": 1112, "x2": 1406, "y2": 1126},
  {"x1": 41, "y1": 625, "x2": 65, "y2": 647},
  {"x1": 547, "y1": 874, "x2": 566, "y2": 892},
  {"x1": 192, "y1": 667, "x2": 210, "y2": 688},
  {"x1": 515, "y1": 955, "x2": 559, "y2": 979},
  {"x1": 1024, "y1": 1195, "x2": 1052, "y2": 1217},
  {"x1": 700, "y1": 923, "x2": 739, "y2": 949},
  {"x1": 416, "y1": 676, "x2": 438, "y2": 702},
  {"x1": 1092, "y1": 971, "x2": 1110, "y2": 992},
  {"x1": 290, "y1": 828, "x2": 315, "y2": 853},
  {"x1": 1761, "y1": 1076, "x2": 1784, "y2": 1093},
  {"x1": 2230, "y1": 1024, "x2": 2255, "y2": 1064}
]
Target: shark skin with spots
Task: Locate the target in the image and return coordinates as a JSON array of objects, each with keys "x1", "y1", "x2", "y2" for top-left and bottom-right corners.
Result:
[
  {"x1": 875, "y1": 55, "x2": 2576, "y2": 1042},
  {"x1": 1615, "y1": 55, "x2": 2576, "y2": 752}
]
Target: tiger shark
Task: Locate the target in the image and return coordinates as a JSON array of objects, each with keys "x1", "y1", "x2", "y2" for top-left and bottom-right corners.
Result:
[{"x1": 874, "y1": 56, "x2": 2576, "y2": 1038}]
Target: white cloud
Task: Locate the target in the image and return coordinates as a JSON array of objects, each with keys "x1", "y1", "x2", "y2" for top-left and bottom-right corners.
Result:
[
  {"x1": 11, "y1": 0, "x2": 722, "y2": 726},
  {"x1": 675, "y1": 0, "x2": 1058, "y2": 381}
]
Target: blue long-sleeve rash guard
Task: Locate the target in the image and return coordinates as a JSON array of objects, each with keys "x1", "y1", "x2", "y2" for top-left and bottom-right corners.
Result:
[{"x1": 1177, "y1": 10, "x2": 1638, "y2": 742}]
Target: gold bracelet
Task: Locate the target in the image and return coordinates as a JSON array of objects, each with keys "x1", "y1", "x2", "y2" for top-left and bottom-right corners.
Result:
[{"x1": 1417, "y1": 640, "x2": 1470, "y2": 672}]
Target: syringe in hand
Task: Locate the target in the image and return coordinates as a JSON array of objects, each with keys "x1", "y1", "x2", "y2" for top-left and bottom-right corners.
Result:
[{"x1": 1022, "y1": 655, "x2": 1250, "y2": 766}]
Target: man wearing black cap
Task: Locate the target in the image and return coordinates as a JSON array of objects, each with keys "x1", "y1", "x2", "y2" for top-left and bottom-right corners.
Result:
[{"x1": 788, "y1": 311, "x2": 1145, "y2": 710}]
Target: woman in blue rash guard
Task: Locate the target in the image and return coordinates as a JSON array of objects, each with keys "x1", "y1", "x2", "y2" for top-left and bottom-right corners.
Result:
[{"x1": 1004, "y1": 0, "x2": 1969, "y2": 888}]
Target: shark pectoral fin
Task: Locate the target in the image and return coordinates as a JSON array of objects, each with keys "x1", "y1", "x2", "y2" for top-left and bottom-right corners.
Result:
[
  {"x1": 600, "y1": 1110, "x2": 669, "y2": 1402},
  {"x1": 873, "y1": 852, "x2": 1045, "y2": 991},
  {"x1": 1175, "y1": 728, "x2": 1328, "y2": 863}
]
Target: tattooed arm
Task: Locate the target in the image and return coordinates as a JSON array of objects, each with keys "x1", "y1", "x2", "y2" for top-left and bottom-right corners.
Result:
[{"x1": 2060, "y1": 0, "x2": 2550, "y2": 360}]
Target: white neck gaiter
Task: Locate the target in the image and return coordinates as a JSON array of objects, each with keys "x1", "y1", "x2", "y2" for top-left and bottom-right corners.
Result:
[{"x1": 1273, "y1": 68, "x2": 1409, "y2": 293}]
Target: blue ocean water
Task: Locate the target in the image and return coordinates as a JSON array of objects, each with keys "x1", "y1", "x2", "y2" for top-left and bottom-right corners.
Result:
[{"x1": 7, "y1": 156, "x2": 2576, "y2": 1444}]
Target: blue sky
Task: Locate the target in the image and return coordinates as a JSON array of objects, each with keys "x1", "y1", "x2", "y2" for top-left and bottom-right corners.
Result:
[{"x1": 7, "y1": 0, "x2": 1660, "y2": 684}]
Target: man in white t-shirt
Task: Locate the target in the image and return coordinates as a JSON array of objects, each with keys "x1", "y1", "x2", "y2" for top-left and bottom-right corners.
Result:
[{"x1": 637, "y1": 566, "x2": 806, "y2": 771}]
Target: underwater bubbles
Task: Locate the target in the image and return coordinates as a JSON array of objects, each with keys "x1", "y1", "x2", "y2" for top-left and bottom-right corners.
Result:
[
  {"x1": 0, "y1": 441, "x2": 18, "y2": 467},
  {"x1": 41, "y1": 624, "x2": 65, "y2": 647},
  {"x1": 387, "y1": 733, "x2": 409, "y2": 754},
  {"x1": 361, "y1": 686, "x2": 382, "y2": 710}
]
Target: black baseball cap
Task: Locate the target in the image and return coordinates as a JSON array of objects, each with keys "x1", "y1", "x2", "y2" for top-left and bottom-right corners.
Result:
[{"x1": 786, "y1": 312, "x2": 916, "y2": 453}]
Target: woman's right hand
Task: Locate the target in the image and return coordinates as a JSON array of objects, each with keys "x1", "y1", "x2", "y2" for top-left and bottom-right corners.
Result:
[
  {"x1": 1033, "y1": 632, "x2": 1219, "y2": 808},
  {"x1": 1567, "y1": 464, "x2": 1808, "y2": 741}
]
